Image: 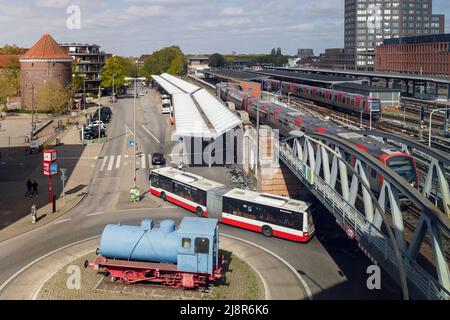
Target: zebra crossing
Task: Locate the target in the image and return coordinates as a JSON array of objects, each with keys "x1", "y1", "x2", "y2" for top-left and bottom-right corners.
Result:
[{"x1": 98, "y1": 154, "x2": 160, "y2": 172}]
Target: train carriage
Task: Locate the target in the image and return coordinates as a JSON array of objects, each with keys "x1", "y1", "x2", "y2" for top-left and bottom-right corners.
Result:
[
  {"x1": 263, "y1": 79, "x2": 382, "y2": 120},
  {"x1": 217, "y1": 83, "x2": 420, "y2": 194}
]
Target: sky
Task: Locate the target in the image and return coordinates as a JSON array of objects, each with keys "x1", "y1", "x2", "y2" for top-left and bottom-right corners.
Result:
[{"x1": 0, "y1": 0, "x2": 449, "y2": 56}]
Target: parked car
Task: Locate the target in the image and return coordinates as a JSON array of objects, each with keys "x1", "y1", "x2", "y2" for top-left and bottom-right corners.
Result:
[
  {"x1": 151, "y1": 153, "x2": 166, "y2": 166},
  {"x1": 81, "y1": 127, "x2": 106, "y2": 140}
]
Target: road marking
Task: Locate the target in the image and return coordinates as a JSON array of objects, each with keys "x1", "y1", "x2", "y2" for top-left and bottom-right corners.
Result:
[
  {"x1": 100, "y1": 156, "x2": 108, "y2": 171},
  {"x1": 0, "y1": 236, "x2": 99, "y2": 295},
  {"x1": 141, "y1": 155, "x2": 146, "y2": 169},
  {"x1": 54, "y1": 218, "x2": 72, "y2": 225},
  {"x1": 142, "y1": 125, "x2": 161, "y2": 144},
  {"x1": 115, "y1": 155, "x2": 121, "y2": 170},
  {"x1": 107, "y1": 156, "x2": 115, "y2": 171},
  {"x1": 86, "y1": 212, "x2": 103, "y2": 217},
  {"x1": 124, "y1": 155, "x2": 129, "y2": 158},
  {"x1": 220, "y1": 233, "x2": 313, "y2": 301}
]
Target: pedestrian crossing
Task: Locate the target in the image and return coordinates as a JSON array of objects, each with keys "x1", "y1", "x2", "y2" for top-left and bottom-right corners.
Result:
[{"x1": 98, "y1": 154, "x2": 161, "y2": 172}]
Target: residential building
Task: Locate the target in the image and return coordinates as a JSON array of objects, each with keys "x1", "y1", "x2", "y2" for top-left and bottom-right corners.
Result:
[
  {"x1": 0, "y1": 55, "x2": 19, "y2": 74},
  {"x1": 376, "y1": 33, "x2": 450, "y2": 76},
  {"x1": 19, "y1": 33, "x2": 72, "y2": 111},
  {"x1": 59, "y1": 43, "x2": 105, "y2": 94},
  {"x1": 187, "y1": 56, "x2": 209, "y2": 76},
  {"x1": 345, "y1": 0, "x2": 445, "y2": 71}
]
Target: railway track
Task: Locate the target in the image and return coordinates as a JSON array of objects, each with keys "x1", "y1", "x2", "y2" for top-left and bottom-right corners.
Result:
[
  {"x1": 288, "y1": 97, "x2": 450, "y2": 268},
  {"x1": 189, "y1": 79, "x2": 450, "y2": 278},
  {"x1": 288, "y1": 96, "x2": 450, "y2": 154}
]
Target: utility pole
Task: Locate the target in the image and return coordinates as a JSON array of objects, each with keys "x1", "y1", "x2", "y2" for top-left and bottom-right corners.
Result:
[
  {"x1": 124, "y1": 77, "x2": 146, "y2": 191},
  {"x1": 256, "y1": 105, "x2": 260, "y2": 175},
  {"x1": 31, "y1": 85, "x2": 35, "y2": 141},
  {"x1": 98, "y1": 86, "x2": 101, "y2": 142}
]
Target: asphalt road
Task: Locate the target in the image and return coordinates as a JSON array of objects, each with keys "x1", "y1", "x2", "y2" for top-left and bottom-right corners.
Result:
[{"x1": 0, "y1": 87, "x2": 401, "y2": 300}]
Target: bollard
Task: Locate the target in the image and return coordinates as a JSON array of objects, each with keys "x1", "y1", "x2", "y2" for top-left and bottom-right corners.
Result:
[
  {"x1": 52, "y1": 195, "x2": 56, "y2": 213},
  {"x1": 31, "y1": 204, "x2": 37, "y2": 224}
]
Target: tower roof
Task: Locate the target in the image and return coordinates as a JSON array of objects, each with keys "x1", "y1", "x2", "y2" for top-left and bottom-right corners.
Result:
[{"x1": 20, "y1": 33, "x2": 72, "y2": 61}]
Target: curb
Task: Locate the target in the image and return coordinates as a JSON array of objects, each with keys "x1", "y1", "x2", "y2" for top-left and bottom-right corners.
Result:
[{"x1": 0, "y1": 191, "x2": 88, "y2": 246}]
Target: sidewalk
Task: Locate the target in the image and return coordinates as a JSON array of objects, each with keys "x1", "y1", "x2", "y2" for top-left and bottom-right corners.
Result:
[{"x1": 0, "y1": 124, "x2": 102, "y2": 244}]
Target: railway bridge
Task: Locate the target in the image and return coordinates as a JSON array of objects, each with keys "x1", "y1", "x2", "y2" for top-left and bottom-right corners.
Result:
[
  {"x1": 279, "y1": 130, "x2": 450, "y2": 300},
  {"x1": 186, "y1": 75, "x2": 450, "y2": 300}
]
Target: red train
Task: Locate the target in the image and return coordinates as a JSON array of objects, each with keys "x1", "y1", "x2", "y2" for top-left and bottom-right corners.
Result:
[
  {"x1": 262, "y1": 79, "x2": 382, "y2": 120},
  {"x1": 217, "y1": 83, "x2": 419, "y2": 194}
]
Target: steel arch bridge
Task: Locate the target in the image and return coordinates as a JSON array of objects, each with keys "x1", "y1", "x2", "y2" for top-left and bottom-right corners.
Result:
[{"x1": 279, "y1": 132, "x2": 450, "y2": 300}]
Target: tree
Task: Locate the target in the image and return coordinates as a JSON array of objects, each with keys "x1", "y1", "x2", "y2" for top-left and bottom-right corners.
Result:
[
  {"x1": 101, "y1": 56, "x2": 135, "y2": 89},
  {"x1": 36, "y1": 79, "x2": 69, "y2": 114},
  {"x1": 139, "y1": 46, "x2": 187, "y2": 79},
  {"x1": 209, "y1": 53, "x2": 226, "y2": 68},
  {"x1": 0, "y1": 44, "x2": 26, "y2": 55},
  {"x1": 0, "y1": 57, "x2": 20, "y2": 105}
]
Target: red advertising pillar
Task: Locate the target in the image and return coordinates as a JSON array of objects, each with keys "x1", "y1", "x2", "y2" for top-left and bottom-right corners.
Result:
[{"x1": 43, "y1": 150, "x2": 58, "y2": 205}]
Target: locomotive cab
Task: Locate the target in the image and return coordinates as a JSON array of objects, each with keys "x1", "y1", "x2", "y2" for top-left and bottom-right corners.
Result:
[{"x1": 177, "y1": 217, "x2": 221, "y2": 276}]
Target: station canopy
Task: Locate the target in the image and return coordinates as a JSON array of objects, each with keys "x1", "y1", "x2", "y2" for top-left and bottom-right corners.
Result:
[
  {"x1": 193, "y1": 89, "x2": 242, "y2": 137},
  {"x1": 172, "y1": 93, "x2": 213, "y2": 139},
  {"x1": 151, "y1": 75, "x2": 184, "y2": 95},
  {"x1": 161, "y1": 73, "x2": 200, "y2": 94}
]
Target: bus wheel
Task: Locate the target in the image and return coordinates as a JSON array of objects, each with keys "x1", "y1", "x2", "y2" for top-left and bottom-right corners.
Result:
[
  {"x1": 262, "y1": 226, "x2": 273, "y2": 238},
  {"x1": 161, "y1": 192, "x2": 167, "y2": 201},
  {"x1": 196, "y1": 207, "x2": 204, "y2": 217}
]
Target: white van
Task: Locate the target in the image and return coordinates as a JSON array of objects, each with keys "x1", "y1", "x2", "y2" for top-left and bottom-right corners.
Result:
[{"x1": 161, "y1": 99, "x2": 172, "y2": 114}]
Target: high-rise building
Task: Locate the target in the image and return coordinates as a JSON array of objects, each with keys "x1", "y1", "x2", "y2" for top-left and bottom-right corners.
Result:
[
  {"x1": 345, "y1": 0, "x2": 445, "y2": 71},
  {"x1": 59, "y1": 43, "x2": 106, "y2": 94},
  {"x1": 297, "y1": 49, "x2": 314, "y2": 59}
]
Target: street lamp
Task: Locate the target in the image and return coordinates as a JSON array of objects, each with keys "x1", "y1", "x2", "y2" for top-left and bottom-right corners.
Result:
[
  {"x1": 428, "y1": 107, "x2": 449, "y2": 147},
  {"x1": 124, "y1": 77, "x2": 146, "y2": 189}
]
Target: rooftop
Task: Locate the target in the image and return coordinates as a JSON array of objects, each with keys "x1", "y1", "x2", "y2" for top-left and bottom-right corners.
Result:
[
  {"x1": 256, "y1": 69, "x2": 362, "y2": 84},
  {"x1": 383, "y1": 33, "x2": 450, "y2": 46},
  {"x1": 20, "y1": 33, "x2": 72, "y2": 61},
  {"x1": 333, "y1": 82, "x2": 401, "y2": 93},
  {"x1": 0, "y1": 55, "x2": 19, "y2": 68},
  {"x1": 205, "y1": 69, "x2": 264, "y2": 82},
  {"x1": 273, "y1": 67, "x2": 450, "y2": 85}
]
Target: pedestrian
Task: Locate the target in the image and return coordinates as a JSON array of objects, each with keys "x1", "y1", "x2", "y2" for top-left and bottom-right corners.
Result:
[
  {"x1": 32, "y1": 180, "x2": 38, "y2": 197},
  {"x1": 25, "y1": 179, "x2": 32, "y2": 197}
]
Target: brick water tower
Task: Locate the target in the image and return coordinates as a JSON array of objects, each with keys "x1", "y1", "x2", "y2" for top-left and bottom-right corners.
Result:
[{"x1": 19, "y1": 33, "x2": 73, "y2": 111}]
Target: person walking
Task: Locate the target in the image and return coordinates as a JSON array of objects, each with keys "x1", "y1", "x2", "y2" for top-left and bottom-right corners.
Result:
[
  {"x1": 25, "y1": 179, "x2": 32, "y2": 197},
  {"x1": 31, "y1": 180, "x2": 39, "y2": 197}
]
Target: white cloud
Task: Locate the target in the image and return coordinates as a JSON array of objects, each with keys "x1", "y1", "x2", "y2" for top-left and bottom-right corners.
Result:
[{"x1": 0, "y1": 0, "x2": 447, "y2": 56}]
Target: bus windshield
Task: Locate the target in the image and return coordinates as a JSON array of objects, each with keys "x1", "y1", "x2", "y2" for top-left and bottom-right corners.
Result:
[{"x1": 387, "y1": 156, "x2": 417, "y2": 183}]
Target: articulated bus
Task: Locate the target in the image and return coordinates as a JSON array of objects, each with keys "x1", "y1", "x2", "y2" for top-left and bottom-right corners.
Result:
[{"x1": 149, "y1": 167, "x2": 315, "y2": 243}]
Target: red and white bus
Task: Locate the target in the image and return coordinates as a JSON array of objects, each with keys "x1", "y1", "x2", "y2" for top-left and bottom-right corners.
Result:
[
  {"x1": 149, "y1": 167, "x2": 225, "y2": 217},
  {"x1": 149, "y1": 167, "x2": 315, "y2": 243},
  {"x1": 221, "y1": 189, "x2": 315, "y2": 242}
]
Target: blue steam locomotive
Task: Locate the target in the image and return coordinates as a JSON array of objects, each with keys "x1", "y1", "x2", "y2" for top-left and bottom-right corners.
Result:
[{"x1": 85, "y1": 217, "x2": 223, "y2": 289}]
